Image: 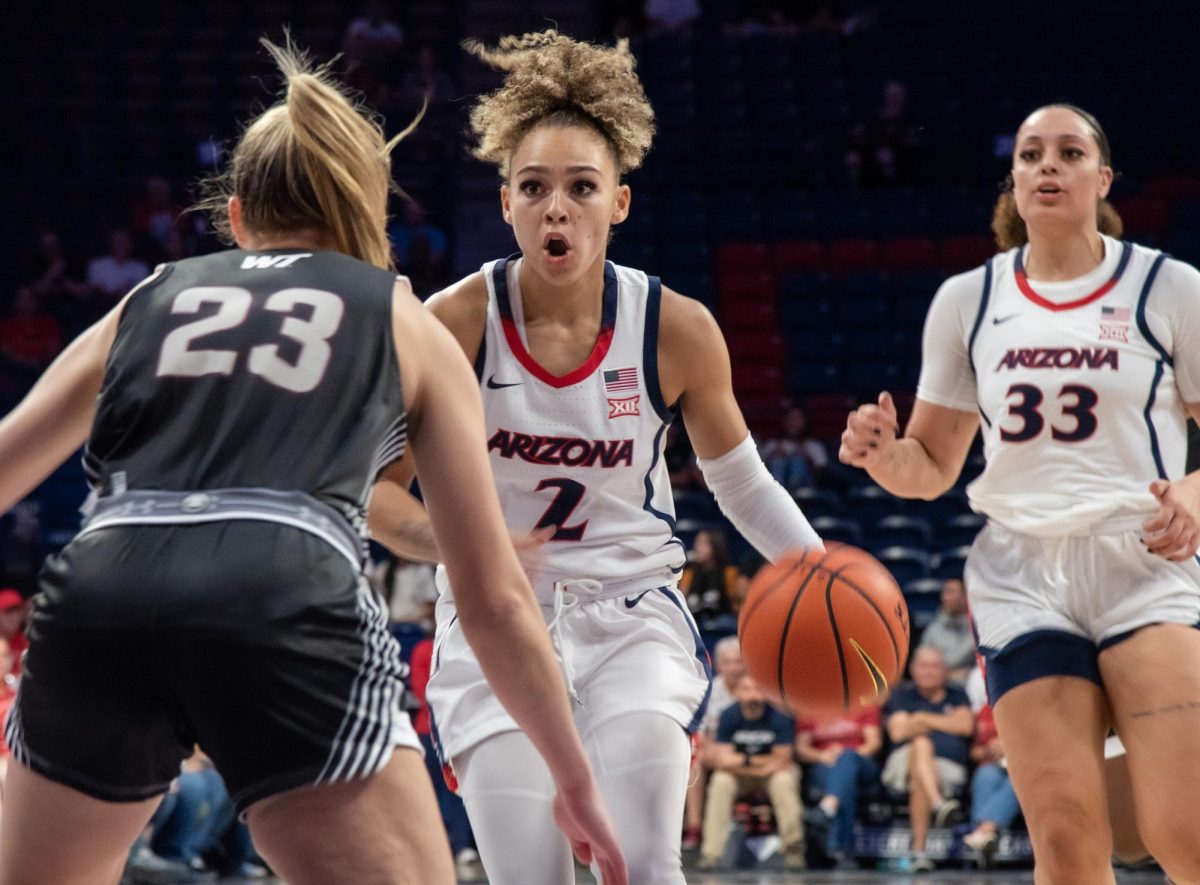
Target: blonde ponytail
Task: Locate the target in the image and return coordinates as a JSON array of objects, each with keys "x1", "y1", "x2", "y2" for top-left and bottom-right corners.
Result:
[{"x1": 195, "y1": 36, "x2": 419, "y2": 271}]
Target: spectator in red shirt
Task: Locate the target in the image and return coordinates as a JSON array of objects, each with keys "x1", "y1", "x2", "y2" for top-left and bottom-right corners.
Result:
[
  {"x1": 795, "y1": 708, "x2": 882, "y2": 868},
  {"x1": 0, "y1": 589, "x2": 29, "y2": 677},
  {"x1": 0, "y1": 288, "x2": 62, "y2": 370}
]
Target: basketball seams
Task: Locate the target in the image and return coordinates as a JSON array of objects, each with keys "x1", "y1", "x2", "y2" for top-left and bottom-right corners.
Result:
[
  {"x1": 769, "y1": 565, "x2": 822, "y2": 705},
  {"x1": 823, "y1": 573, "x2": 851, "y2": 709},
  {"x1": 828, "y1": 567, "x2": 903, "y2": 669}
]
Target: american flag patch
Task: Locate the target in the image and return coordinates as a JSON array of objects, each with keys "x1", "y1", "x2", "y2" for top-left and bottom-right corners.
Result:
[
  {"x1": 603, "y1": 367, "x2": 638, "y2": 393},
  {"x1": 1101, "y1": 305, "x2": 1130, "y2": 323}
]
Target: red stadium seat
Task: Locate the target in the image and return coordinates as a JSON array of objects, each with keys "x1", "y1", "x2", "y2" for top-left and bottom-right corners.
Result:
[
  {"x1": 717, "y1": 269, "x2": 779, "y2": 305},
  {"x1": 720, "y1": 299, "x2": 777, "y2": 331},
  {"x1": 936, "y1": 235, "x2": 995, "y2": 271},
  {"x1": 826, "y1": 239, "x2": 879, "y2": 273},
  {"x1": 717, "y1": 241, "x2": 771, "y2": 272},
  {"x1": 880, "y1": 238, "x2": 938, "y2": 273},
  {"x1": 772, "y1": 239, "x2": 826, "y2": 273},
  {"x1": 1113, "y1": 196, "x2": 1170, "y2": 240}
]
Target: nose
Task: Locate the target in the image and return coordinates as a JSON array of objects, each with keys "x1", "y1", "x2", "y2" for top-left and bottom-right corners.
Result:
[{"x1": 544, "y1": 190, "x2": 567, "y2": 223}]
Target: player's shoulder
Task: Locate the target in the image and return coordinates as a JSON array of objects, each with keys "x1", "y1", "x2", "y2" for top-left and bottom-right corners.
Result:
[
  {"x1": 658, "y1": 284, "x2": 721, "y2": 348},
  {"x1": 425, "y1": 271, "x2": 489, "y2": 330},
  {"x1": 1150, "y1": 251, "x2": 1200, "y2": 294},
  {"x1": 937, "y1": 258, "x2": 998, "y2": 301}
]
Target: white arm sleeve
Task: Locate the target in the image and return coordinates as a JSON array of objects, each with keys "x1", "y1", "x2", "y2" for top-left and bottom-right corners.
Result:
[
  {"x1": 915, "y1": 267, "x2": 986, "y2": 413},
  {"x1": 696, "y1": 434, "x2": 823, "y2": 562}
]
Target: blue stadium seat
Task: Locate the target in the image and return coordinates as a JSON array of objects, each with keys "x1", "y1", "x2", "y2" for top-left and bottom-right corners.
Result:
[
  {"x1": 910, "y1": 489, "x2": 971, "y2": 527},
  {"x1": 876, "y1": 546, "x2": 932, "y2": 586},
  {"x1": 846, "y1": 485, "x2": 906, "y2": 527},
  {"x1": 791, "y1": 487, "x2": 844, "y2": 521},
  {"x1": 932, "y1": 546, "x2": 971, "y2": 581},
  {"x1": 903, "y1": 577, "x2": 946, "y2": 630},
  {"x1": 869, "y1": 515, "x2": 933, "y2": 552},
  {"x1": 939, "y1": 513, "x2": 986, "y2": 549},
  {"x1": 810, "y1": 516, "x2": 863, "y2": 548}
]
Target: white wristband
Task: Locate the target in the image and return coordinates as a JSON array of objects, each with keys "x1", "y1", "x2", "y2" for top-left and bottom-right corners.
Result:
[{"x1": 695, "y1": 434, "x2": 824, "y2": 563}]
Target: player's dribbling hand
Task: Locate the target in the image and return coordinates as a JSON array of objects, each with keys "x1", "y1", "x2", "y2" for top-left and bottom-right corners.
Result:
[
  {"x1": 839, "y1": 391, "x2": 900, "y2": 468},
  {"x1": 511, "y1": 526, "x2": 556, "y2": 581},
  {"x1": 552, "y1": 781, "x2": 628, "y2": 885},
  {"x1": 1142, "y1": 479, "x2": 1200, "y2": 561}
]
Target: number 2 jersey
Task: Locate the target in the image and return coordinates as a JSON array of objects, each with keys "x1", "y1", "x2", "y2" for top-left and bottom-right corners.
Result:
[
  {"x1": 458, "y1": 255, "x2": 686, "y2": 603},
  {"x1": 918, "y1": 234, "x2": 1200, "y2": 535},
  {"x1": 85, "y1": 248, "x2": 406, "y2": 525}
]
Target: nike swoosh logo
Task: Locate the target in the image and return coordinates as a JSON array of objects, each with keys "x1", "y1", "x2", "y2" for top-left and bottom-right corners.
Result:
[
  {"x1": 624, "y1": 590, "x2": 652, "y2": 608},
  {"x1": 992, "y1": 313, "x2": 1020, "y2": 325},
  {"x1": 486, "y1": 374, "x2": 523, "y2": 389}
]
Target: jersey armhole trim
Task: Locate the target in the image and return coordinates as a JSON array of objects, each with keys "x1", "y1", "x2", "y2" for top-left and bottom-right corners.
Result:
[
  {"x1": 1136, "y1": 252, "x2": 1171, "y2": 367},
  {"x1": 967, "y1": 258, "x2": 993, "y2": 427},
  {"x1": 643, "y1": 275, "x2": 673, "y2": 423}
]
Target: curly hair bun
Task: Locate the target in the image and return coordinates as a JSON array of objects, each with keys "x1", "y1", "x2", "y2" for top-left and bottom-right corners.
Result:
[{"x1": 465, "y1": 30, "x2": 655, "y2": 177}]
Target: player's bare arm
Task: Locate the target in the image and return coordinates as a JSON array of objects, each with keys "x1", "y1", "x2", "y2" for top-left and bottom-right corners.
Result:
[
  {"x1": 1141, "y1": 400, "x2": 1200, "y2": 561},
  {"x1": 425, "y1": 271, "x2": 489, "y2": 366},
  {"x1": 0, "y1": 293, "x2": 131, "y2": 514},
  {"x1": 841, "y1": 396, "x2": 980, "y2": 500}
]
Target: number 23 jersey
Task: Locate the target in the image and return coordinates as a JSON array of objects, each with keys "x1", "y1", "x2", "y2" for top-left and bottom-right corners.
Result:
[
  {"x1": 470, "y1": 256, "x2": 685, "y2": 602},
  {"x1": 86, "y1": 249, "x2": 406, "y2": 516},
  {"x1": 918, "y1": 235, "x2": 1200, "y2": 535}
]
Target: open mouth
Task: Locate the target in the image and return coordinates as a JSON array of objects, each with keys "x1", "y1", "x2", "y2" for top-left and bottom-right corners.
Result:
[
  {"x1": 543, "y1": 233, "x2": 571, "y2": 257},
  {"x1": 1036, "y1": 185, "x2": 1062, "y2": 194}
]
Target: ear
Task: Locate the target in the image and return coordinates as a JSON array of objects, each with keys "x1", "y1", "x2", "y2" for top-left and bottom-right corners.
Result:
[
  {"x1": 1097, "y1": 165, "x2": 1114, "y2": 200},
  {"x1": 228, "y1": 196, "x2": 248, "y2": 247},
  {"x1": 611, "y1": 183, "x2": 631, "y2": 226},
  {"x1": 500, "y1": 184, "x2": 513, "y2": 227}
]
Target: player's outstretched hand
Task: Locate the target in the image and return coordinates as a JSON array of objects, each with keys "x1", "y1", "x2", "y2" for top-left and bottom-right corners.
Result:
[
  {"x1": 839, "y1": 391, "x2": 900, "y2": 469},
  {"x1": 552, "y1": 780, "x2": 628, "y2": 885},
  {"x1": 1142, "y1": 479, "x2": 1200, "y2": 562}
]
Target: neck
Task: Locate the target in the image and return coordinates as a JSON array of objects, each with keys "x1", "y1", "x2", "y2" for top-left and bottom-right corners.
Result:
[
  {"x1": 238, "y1": 229, "x2": 330, "y2": 253},
  {"x1": 1023, "y1": 227, "x2": 1105, "y2": 282},
  {"x1": 517, "y1": 252, "x2": 608, "y2": 326}
]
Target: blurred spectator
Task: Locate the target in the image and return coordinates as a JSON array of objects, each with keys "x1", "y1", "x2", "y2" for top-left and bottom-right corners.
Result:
[
  {"x1": 408, "y1": 636, "x2": 480, "y2": 878},
  {"x1": 135, "y1": 751, "x2": 267, "y2": 879},
  {"x1": 28, "y1": 228, "x2": 88, "y2": 305},
  {"x1": 685, "y1": 636, "x2": 745, "y2": 850},
  {"x1": 87, "y1": 228, "x2": 149, "y2": 301},
  {"x1": 680, "y1": 529, "x2": 745, "y2": 623},
  {"x1": 963, "y1": 703, "x2": 1018, "y2": 868},
  {"x1": 917, "y1": 578, "x2": 975, "y2": 682},
  {"x1": 963, "y1": 661, "x2": 987, "y2": 713},
  {"x1": 795, "y1": 707, "x2": 882, "y2": 868},
  {"x1": 759, "y1": 405, "x2": 828, "y2": 491},
  {"x1": 368, "y1": 553, "x2": 437, "y2": 631},
  {"x1": 130, "y1": 176, "x2": 180, "y2": 251},
  {"x1": 0, "y1": 589, "x2": 29, "y2": 678},
  {"x1": 399, "y1": 45, "x2": 456, "y2": 112},
  {"x1": 844, "y1": 80, "x2": 920, "y2": 188},
  {"x1": 0, "y1": 287, "x2": 62, "y2": 370},
  {"x1": 882, "y1": 646, "x2": 973, "y2": 872},
  {"x1": 342, "y1": 0, "x2": 405, "y2": 70},
  {"x1": 645, "y1": 0, "x2": 701, "y2": 33},
  {"x1": 387, "y1": 201, "x2": 449, "y2": 295},
  {"x1": 698, "y1": 676, "x2": 804, "y2": 871}
]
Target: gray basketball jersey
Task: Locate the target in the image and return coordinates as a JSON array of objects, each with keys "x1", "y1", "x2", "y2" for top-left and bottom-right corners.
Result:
[{"x1": 85, "y1": 249, "x2": 406, "y2": 518}]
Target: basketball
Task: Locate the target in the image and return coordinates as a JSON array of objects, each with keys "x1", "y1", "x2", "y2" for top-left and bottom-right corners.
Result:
[{"x1": 738, "y1": 544, "x2": 910, "y2": 716}]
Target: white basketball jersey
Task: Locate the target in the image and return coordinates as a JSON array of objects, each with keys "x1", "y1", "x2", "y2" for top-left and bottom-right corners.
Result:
[
  {"x1": 450, "y1": 256, "x2": 685, "y2": 603},
  {"x1": 963, "y1": 237, "x2": 1188, "y2": 534}
]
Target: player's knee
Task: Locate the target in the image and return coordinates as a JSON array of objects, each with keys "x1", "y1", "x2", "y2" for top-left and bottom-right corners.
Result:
[
  {"x1": 1137, "y1": 812, "x2": 1200, "y2": 878},
  {"x1": 1025, "y1": 798, "x2": 1109, "y2": 870}
]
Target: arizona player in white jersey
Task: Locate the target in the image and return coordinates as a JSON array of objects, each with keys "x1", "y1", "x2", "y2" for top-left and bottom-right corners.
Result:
[
  {"x1": 841, "y1": 104, "x2": 1200, "y2": 883},
  {"x1": 368, "y1": 30, "x2": 821, "y2": 884}
]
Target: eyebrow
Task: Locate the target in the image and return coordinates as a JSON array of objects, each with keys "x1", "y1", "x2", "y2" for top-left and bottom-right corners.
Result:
[
  {"x1": 1018, "y1": 133, "x2": 1089, "y2": 144},
  {"x1": 515, "y1": 164, "x2": 603, "y2": 176}
]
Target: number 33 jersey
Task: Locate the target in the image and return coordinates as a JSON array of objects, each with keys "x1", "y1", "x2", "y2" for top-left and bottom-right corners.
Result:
[
  {"x1": 918, "y1": 235, "x2": 1200, "y2": 535},
  {"x1": 86, "y1": 249, "x2": 406, "y2": 515},
  {"x1": 471, "y1": 256, "x2": 685, "y2": 602}
]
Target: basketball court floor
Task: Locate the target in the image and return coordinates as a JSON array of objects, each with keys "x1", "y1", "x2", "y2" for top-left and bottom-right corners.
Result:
[{"x1": 199, "y1": 866, "x2": 1166, "y2": 883}]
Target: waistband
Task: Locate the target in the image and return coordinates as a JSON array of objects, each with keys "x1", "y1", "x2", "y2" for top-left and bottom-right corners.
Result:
[
  {"x1": 78, "y1": 488, "x2": 366, "y2": 569},
  {"x1": 988, "y1": 511, "x2": 1153, "y2": 539}
]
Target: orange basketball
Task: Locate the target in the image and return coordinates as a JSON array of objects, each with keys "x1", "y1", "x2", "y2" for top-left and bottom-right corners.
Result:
[{"x1": 738, "y1": 544, "x2": 910, "y2": 716}]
